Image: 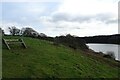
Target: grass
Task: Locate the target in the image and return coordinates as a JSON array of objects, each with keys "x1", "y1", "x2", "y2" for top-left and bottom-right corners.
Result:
[{"x1": 2, "y1": 36, "x2": 120, "y2": 78}]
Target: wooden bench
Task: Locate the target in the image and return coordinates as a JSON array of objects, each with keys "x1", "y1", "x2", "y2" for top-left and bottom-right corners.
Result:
[{"x1": 3, "y1": 38, "x2": 27, "y2": 50}]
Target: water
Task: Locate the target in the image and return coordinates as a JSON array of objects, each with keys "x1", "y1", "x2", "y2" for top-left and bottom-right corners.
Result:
[{"x1": 87, "y1": 44, "x2": 120, "y2": 61}]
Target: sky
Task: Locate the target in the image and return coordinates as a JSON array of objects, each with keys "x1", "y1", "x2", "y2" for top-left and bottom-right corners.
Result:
[{"x1": 0, "y1": 0, "x2": 119, "y2": 37}]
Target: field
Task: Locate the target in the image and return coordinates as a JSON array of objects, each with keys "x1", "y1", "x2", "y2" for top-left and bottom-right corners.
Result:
[{"x1": 2, "y1": 36, "x2": 120, "y2": 78}]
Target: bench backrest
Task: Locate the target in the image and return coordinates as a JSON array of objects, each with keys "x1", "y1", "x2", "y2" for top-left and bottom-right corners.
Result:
[
  {"x1": 3, "y1": 38, "x2": 27, "y2": 50},
  {"x1": 5, "y1": 39, "x2": 19, "y2": 42}
]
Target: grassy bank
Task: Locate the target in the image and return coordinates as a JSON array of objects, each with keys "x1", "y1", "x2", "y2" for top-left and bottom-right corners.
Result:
[{"x1": 2, "y1": 36, "x2": 120, "y2": 78}]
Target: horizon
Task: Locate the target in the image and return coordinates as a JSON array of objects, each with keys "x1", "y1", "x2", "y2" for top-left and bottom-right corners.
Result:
[{"x1": 0, "y1": 0, "x2": 119, "y2": 37}]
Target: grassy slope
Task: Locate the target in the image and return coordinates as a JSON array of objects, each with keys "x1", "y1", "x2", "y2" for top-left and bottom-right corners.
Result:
[{"x1": 2, "y1": 36, "x2": 119, "y2": 78}]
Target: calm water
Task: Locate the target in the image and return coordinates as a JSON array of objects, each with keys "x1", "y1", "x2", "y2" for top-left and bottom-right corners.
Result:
[{"x1": 87, "y1": 44, "x2": 120, "y2": 61}]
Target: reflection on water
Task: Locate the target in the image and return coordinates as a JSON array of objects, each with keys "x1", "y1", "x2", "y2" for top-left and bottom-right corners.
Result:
[{"x1": 87, "y1": 44, "x2": 119, "y2": 61}]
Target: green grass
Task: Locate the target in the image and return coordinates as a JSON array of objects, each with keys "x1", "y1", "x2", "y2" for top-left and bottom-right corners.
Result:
[{"x1": 2, "y1": 36, "x2": 120, "y2": 78}]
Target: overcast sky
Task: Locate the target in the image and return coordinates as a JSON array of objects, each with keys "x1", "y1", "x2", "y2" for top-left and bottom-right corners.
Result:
[{"x1": 0, "y1": 0, "x2": 119, "y2": 37}]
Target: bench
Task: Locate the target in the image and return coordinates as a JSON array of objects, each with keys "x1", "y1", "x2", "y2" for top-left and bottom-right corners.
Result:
[{"x1": 3, "y1": 38, "x2": 27, "y2": 50}]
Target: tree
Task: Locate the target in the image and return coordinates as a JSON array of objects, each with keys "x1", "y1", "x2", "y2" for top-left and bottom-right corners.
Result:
[
  {"x1": 54, "y1": 34, "x2": 88, "y2": 50},
  {"x1": 8, "y1": 26, "x2": 20, "y2": 36},
  {"x1": 21, "y1": 27, "x2": 39, "y2": 37},
  {"x1": 39, "y1": 33, "x2": 47, "y2": 37}
]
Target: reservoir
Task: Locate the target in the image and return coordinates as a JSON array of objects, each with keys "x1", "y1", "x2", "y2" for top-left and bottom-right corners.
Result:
[{"x1": 87, "y1": 44, "x2": 120, "y2": 61}]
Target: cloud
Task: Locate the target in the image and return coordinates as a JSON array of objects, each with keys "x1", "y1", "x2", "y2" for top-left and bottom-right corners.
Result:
[
  {"x1": 1, "y1": 0, "x2": 118, "y2": 37},
  {"x1": 1, "y1": 0, "x2": 63, "y2": 2},
  {"x1": 42, "y1": 12, "x2": 117, "y2": 25},
  {"x1": 38, "y1": 14, "x2": 118, "y2": 37},
  {"x1": 50, "y1": 13, "x2": 91, "y2": 23},
  {"x1": 57, "y1": 0, "x2": 118, "y2": 15},
  {"x1": 51, "y1": 0, "x2": 118, "y2": 25},
  {"x1": 2, "y1": 2, "x2": 46, "y2": 19},
  {"x1": 105, "y1": 19, "x2": 118, "y2": 24},
  {"x1": 94, "y1": 14, "x2": 117, "y2": 24}
]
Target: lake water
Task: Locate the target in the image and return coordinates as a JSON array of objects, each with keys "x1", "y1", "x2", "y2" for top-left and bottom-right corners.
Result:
[{"x1": 86, "y1": 44, "x2": 120, "y2": 61}]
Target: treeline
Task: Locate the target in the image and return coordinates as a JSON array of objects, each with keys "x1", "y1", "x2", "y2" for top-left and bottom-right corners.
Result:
[
  {"x1": 37, "y1": 34, "x2": 88, "y2": 50},
  {"x1": 1, "y1": 26, "x2": 47, "y2": 38},
  {"x1": 1, "y1": 26, "x2": 120, "y2": 46},
  {"x1": 54, "y1": 34, "x2": 88, "y2": 50},
  {"x1": 80, "y1": 34, "x2": 120, "y2": 44},
  {"x1": 1, "y1": 27, "x2": 88, "y2": 50}
]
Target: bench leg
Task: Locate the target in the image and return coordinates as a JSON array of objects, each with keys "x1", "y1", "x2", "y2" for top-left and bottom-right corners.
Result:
[
  {"x1": 3, "y1": 39, "x2": 11, "y2": 50},
  {"x1": 20, "y1": 39, "x2": 27, "y2": 48}
]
